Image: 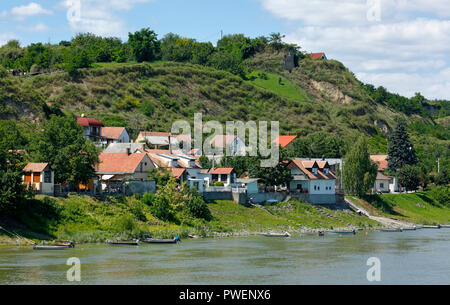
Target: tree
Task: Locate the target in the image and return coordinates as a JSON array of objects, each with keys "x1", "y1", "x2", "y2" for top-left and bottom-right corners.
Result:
[
  {"x1": 31, "y1": 115, "x2": 99, "y2": 186},
  {"x1": 343, "y1": 137, "x2": 378, "y2": 196},
  {"x1": 398, "y1": 165, "x2": 421, "y2": 191},
  {"x1": 184, "y1": 189, "x2": 211, "y2": 220},
  {"x1": 128, "y1": 28, "x2": 160, "y2": 62},
  {"x1": 147, "y1": 167, "x2": 172, "y2": 187},
  {"x1": 435, "y1": 168, "x2": 449, "y2": 186},
  {"x1": 387, "y1": 120, "x2": 418, "y2": 173}
]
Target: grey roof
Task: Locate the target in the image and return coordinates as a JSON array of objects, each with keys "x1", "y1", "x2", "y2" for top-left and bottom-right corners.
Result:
[
  {"x1": 103, "y1": 143, "x2": 145, "y2": 154},
  {"x1": 292, "y1": 175, "x2": 308, "y2": 181}
]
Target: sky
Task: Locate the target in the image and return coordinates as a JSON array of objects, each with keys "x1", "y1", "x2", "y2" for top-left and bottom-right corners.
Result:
[{"x1": 0, "y1": 0, "x2": 449, "y2": 100}]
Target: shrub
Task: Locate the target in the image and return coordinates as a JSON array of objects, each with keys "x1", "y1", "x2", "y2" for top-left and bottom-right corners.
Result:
[
  {"x1": 214, "y1": 182, "x2": 225, "y2": 187},
  {"x1": 184, "y1": 193, "x2": 211, "y2": 220},
  {"x1": 429, "y1": 186, "x2": 450, "y2": 207}
]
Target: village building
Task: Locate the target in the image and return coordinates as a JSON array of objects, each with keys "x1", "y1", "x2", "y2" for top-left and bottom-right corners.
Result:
[
  {"x1": 77, "y1": 117, "x2": 104, "y2": 144},
  {"x1": 236, "y1": 178, "x2": 261, "y2": 194},
  {"x1": 370, "y1": 155, "x2": 399, "y2": 193},
  {"x1": 308, "y1": 52, "x2": 328, "y2": 60},
  {"x1": 96, "y1": 152, "x2": 155, "y2": 193},
  {"x1": 208, "y1": 168, "x2": 236, "y2": 187},
  {"x1": 288, "y1": 159, "x2": 337, "y2": 204},
  {"x1": 208, "y1": 135, "x2": 246, "y2": 156},
  {"x1": 101, "y1": 127, "x2": 130, "y2": 145},
  {"x1": 23, "y1": 163, "x2": 54, "y2": 195},
  {"x1": 102, "y1": 143, "x2": 145, "y2": 154}
]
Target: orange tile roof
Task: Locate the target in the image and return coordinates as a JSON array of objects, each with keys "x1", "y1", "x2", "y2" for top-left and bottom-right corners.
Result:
[
  {"x1": 273, "y1": 135, "x2": 298, "y2": 148},
  {"x1": 309, "y1": 52, "x2": 325, "y2": 60},
  {"x1": 97, "y1": 153, "x2": 147, "y2": 174},
  {"x1": 288, "y1": 160, "x2": 335, "y2": 180},
  {"x1": 370, "y1": 155, "x2": 388, "y2": 171},
  {"x1": 139, "y1": 131, "x2": 171, "y2": 137},
  {"x1": 208, "y1": 168, "x2": 234, "y2": 175},
  {"x1": 171, "y1": 168, "x2": 186, "y2": 179},
  {"x1": 101, "y1": 127, "x2": 125, "y2": 139},
  {"x1": 24, "y1": 163, "x2": 49, "y2": 172}
]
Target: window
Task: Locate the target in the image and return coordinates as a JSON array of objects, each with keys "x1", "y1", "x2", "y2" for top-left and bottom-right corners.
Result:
[
  {"x1": 324, "y1": 168, "x2": 329, "y2": 175},
  {"x1": 380, "y1": 183, "x2": 384, "y2": 188},
  {"x1": 44, "y1": 171, "x2": 51, "y2": 183},
  {"x1": 312, "y1": 168, "x2": 318, "y2": 174}
]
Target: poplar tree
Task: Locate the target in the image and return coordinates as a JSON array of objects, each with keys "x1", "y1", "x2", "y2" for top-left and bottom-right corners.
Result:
[{"x1": 387, "y1": 120, "x2": 418, "y2": 173}]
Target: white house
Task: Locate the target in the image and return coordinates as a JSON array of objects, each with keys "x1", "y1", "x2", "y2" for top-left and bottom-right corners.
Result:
[
  {"x1": 101, "y1": 127, "x2": 130, "y2": 145},
  {"x1": 77, "y1": 117, "x2": 104, "y2": 144},
  {"x1": 288, "y1": 159, "x2": 336, "y2": 204},
  {"x1": 370, "y1": 155, "x2": 399, "y2": 193},
  {"x1": 209, "y1": 135, "x2": 246, "y2": 156},
  {"x1": 208, "y1": 168, "x2": 236, "y2": 187}
]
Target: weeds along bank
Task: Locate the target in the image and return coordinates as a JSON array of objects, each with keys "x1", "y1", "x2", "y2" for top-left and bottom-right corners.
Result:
[{"x1": 1, "y1": 194, "x2": 382, "y2": 245}]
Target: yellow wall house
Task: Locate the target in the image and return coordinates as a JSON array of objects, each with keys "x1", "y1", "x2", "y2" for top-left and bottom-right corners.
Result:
[{"x1": 23, "y1": 163, "x2": 54, "y2": 195}]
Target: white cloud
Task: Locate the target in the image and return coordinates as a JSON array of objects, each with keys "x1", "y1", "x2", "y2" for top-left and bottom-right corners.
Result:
[
  {"x1": 11, "y1": 2, "x2": 52, "y2": 20},
  {"x1": 61, "y1": 0, "x2": 153, "y2": 38},
  {"x1": 259, "y1": 0, "x2": 450, "y2": 99}
]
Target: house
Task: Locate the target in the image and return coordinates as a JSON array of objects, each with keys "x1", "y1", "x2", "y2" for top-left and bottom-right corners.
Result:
[
  {"x1": 308, "y1": 52, "x2": 327, "y2": 60},
  {"x1": 23, "y1": 163, "x2": 54, "y2": 195},
  {"x1": 77, "y1": 117, "x2": 104, "y2": 143},
  {"x1": 102, "y1": 143, "x2": 145, "y2": 154},
  {"x1": 236, "y1": 178, "x2": 261, "y2": 194},
  {"x1": 208, "y1": 168, "x2": 236, "y2": 187},
  {"x1": 101, "y1": 127, "x2": 130, "y2": 145},
  {"x1": 273, "y1": 134, "x2": 298, "y2": 149},
  {"x1": 96, "y1": 152, "x2": 154, "y2": 192},
  {"x1": 208, "y1": 135, "x2": 246, "y2": 156},
  {"x1": 136, "y1": 132, "x2": 171, "y2": 149},
  {"x1": 370, "y1": 155, "x2": 399, "y2": 193},
  {"x1": 288, "y1": 159, "x2": 336, "y2": 204},
  {"x1": 309, "y1": 158, "x2": 343, "y2": 191}
]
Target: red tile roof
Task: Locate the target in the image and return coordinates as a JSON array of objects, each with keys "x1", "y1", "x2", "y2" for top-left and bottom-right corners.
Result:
[
  {"x1": 101, "y1": 127, "x2": 125, "y2": 139},
  {"x1": 77, "y1": 117, "x2": 104, "y2": 127},
  {"x1": 208, "y1": 168, "x2": 234, "y2": 175},
  {"x1": 97, "y1": 153, "x2": 147, "y2": 174},
  {"x1": 273, "y1": 135, "x2": 298, "y2": 148},
  {"x1": 24, "y1": 163, "x2": 49, "y2": 172},
  {"x1": 370, "y1": 155, "x2": 388, "y2": 171},
  {"x1": 139, "y1": 131, "x2": 171, "y2": 137},
  {"x1": 171, "y1": 168, "x2": 186, "y2": 179},
  {"x1": 309, "y1": 52, "x2": 325, "y2": 60}
]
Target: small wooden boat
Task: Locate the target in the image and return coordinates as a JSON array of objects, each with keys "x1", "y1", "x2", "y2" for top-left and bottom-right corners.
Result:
[
  {"x1": 261, "y1": 232, "x2": 291, "y2": 237},
  {"x1": 330, "y1": 230, "x2": 356, "y2": 235},
  {"x1": 33, "y1": 241, "x2": 74, "y2": 250},
  {"x1": 318, "y1": 231, "x2": 325, "y2": 237},
  {"x1": 422, "y1": 225, "x2": 441, "y2": 229},
  {"x1": 440, "y1": 225, "x2": 450, "y2": 229},
  {"x1": 142, "y1": 236, "x2": 181, "y2": 244},
  {"x1": 106, "y1": 239, "x2": 140, "y2": 246},
  {"x1": 33, "y1": 245, "x2": 71, "y2": 250},
  {"x1": 401, "y1": 226, "x2": 417, "y2": 231},
  {"x1": 380, "y1": 228, "x2": 403, "y2": 232}
]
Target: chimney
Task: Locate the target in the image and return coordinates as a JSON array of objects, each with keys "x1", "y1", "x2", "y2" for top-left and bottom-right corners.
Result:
[{"x1": 126, "y1": 147, "x2": 131, "y2": 156}]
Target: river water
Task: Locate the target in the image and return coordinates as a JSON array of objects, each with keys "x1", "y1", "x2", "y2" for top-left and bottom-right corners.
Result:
[{"x1": 0, "y1": 229, "x2": 448, "y2": 285}]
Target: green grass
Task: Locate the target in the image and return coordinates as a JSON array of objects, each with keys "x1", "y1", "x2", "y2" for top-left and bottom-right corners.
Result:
[
  {"x1": 246, "y1": 70, "x2": 304, "y2": 101},
  {"x1": 359, "y1": 191, "x2": 450, "y2": 225}
]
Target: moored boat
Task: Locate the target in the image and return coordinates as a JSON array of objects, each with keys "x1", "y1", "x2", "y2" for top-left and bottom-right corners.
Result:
[
  {"x1": 106, "y1": 239, "x2": 140, "y2": 246},
  {"x1": 422, "y1": 225, "x2": 441, "y2": 229},
  {"x1": 440, "y1": 225, "x2": 450, "y2": 229},
  {"x1": 33, "y1": 241, "x2": 74, "y2": 250},
  {"x1": 401, "y1": 226, "x2": 417, "y2": 231},
  {"x1": 262, "y1": 232, "x2": 291, "y2": 237},
  {"x1": 380, "y1": 228, "x2": 403, "y2": 232},
  {"x1": 142, "y1": 236, "x2": 181, "y2": 244},
  {"x1": 329, "y1": 230, "x2": 356, "y2": 235}
]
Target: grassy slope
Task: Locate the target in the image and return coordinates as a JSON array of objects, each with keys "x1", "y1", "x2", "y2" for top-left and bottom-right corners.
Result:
[
  {"x1": 1, "y1": 195, "x2": 383, "y2": 244},
  {"x1": 348, "y1": 192, "x2": 450, "y2": 225}
]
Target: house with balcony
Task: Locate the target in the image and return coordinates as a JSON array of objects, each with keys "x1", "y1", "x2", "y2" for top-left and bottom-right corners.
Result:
[
  {"x1": 288, "y1": 159, "x2": 337, "y2": 204},
  {"x1": 208, "y1": 168, "x2": 236, "y2": 187},
  {"x1": 77, "y1": 117, "x2": 104, "y2": 144},
  {"x1": 23, "y1": 163, "x2": 54, "y2": 195}
]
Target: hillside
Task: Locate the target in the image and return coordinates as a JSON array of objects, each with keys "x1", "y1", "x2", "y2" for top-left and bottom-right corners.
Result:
[{"x1": 0, "y1": 49, "x2": 448, "y2": 169}]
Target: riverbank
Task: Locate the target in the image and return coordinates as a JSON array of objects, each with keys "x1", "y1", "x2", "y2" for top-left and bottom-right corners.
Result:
[{"x1": 1, "y1": 191, "x2": 448, "y2": 245}]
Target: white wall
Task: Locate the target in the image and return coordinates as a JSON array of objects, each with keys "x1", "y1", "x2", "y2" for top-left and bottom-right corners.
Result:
[{"x1": 309, "y1": 180, "x2": 336, "y2": 195}]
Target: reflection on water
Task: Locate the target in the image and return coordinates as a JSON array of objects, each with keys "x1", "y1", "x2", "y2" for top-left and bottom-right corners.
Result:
[{"x1": 0, "y1": 229, "x2": 449, "y2": 285}]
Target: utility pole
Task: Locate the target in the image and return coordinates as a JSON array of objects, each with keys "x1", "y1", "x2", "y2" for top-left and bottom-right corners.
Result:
[{"x1": 437, "y1": 158, "x2": 440, "y2": 173}]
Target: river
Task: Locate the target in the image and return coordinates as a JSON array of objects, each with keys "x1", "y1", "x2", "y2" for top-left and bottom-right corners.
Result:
[{"x1": 0, "y1": 229, "x2": 448, "y2": 285}]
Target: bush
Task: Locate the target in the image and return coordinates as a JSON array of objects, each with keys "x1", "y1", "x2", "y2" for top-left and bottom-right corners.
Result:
[
  {"x1": 435, "y1": 169, "x2": 449, "y2": 186},
  {"x1": 429, "y1": 186, "x2": 450, "y2": 207},
  {"x1": 113, "y1": 215, "x2": 138, "y2": 232},
  {"x1": 150, "y1": 195, "x2": 174, "y2": 221},
  {"x1": 184, "y1": 193, "x2": 211, "y2": 220},
  {"x1": 214, "y1": 182, "x2": 225, "y2": 187}
]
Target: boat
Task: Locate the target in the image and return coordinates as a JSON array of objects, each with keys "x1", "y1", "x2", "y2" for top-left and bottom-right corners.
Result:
[
  {"x1": 142, "y1": 236, "x2": 181, "y2": 244},
  {"x1": 401, "y1": 226, "x2": 417, "y2": 231},
  {"x1": 318, "y1": 231, "x2": 325, "y2": 237},
  {"x1": 106, "y1": 239, "x2": 140, "y2": 246},
  {"x1": 422, "y1": 225, "x2": 441, "y2": 229},
  {"x1": 33, "y1": 241, "x2": 74, "y2": 250},
  {"x1": 262, "y1": 232, "x2": 291, "y2": 237},
  {"x1": 440, "y1": 225, "x2": 450, "y2": 229},
  {"x1": 329, "y1": 230, "x2": 356, "y2": 235},
  {"x1": 380, "y1": 228, "x2": 403, "y2": 232}
]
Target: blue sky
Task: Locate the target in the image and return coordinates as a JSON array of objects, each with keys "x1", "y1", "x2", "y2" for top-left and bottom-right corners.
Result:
[{"x1": 1, "y1": 0, "x2": 449, "y2": 100}]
